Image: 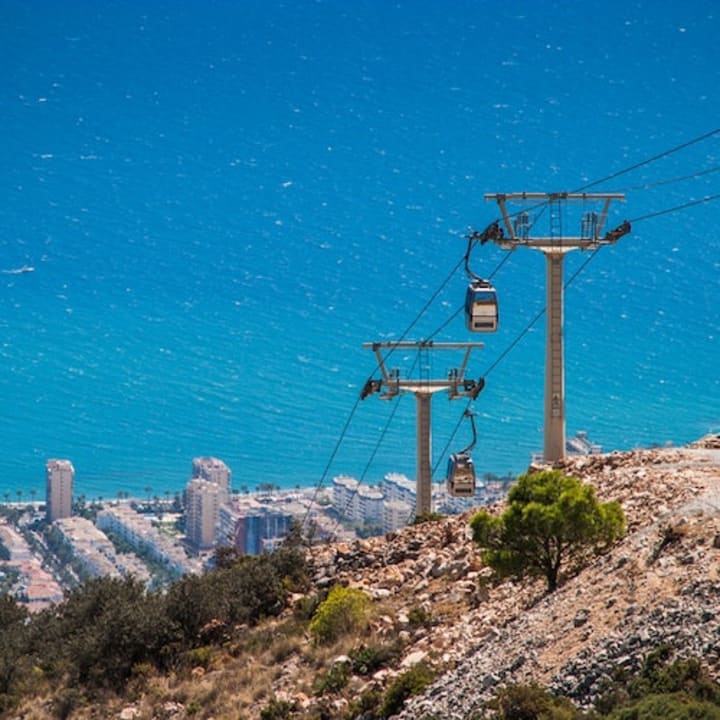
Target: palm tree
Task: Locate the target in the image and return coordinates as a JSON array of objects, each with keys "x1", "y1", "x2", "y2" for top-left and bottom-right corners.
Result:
[
  {"x1": 16, "y1": 490, "x2": 23, "y2": 504},
  {"x1": 3, "y1": 492, "x2": 9, "y2": 505}
]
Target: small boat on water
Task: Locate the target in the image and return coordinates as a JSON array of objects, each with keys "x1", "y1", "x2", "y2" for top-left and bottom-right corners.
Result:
[{"x1": 1, "y1": 265, "x2": 35, "y2": 275}]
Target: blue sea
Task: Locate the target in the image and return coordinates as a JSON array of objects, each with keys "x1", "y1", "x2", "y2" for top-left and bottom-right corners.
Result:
[{"x1": 1, "y1": 1, "x2": 718, "y2": 502}]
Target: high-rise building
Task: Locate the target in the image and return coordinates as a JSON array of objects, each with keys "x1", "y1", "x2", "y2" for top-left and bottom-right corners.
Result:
[
  {"x1": 46, "y1": 459, "x2": 74, "y2": 522},
  {"x1": 191, "y1": 457, "x2": 231, "y2": 502},
  {"x1": 185, "y1": 478, "x2": 222, "y2": 550}
]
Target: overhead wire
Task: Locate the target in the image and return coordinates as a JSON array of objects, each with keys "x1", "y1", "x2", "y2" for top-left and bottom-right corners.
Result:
[
  {"x1": 324, "y1": 352, "x2": 421, "y2": 540},
  {"x1": 303, "y1": 127, "x2": 720, "y2": 535},
  {"x1": 614, "y1": 164, "x2": 720, "y2": 192},
  {"x1": 571, "y1": 127, "x2": 720, "y2": 193},
  {"x1": 629, "y1": 192, "x2": 720, "y2": 224},
  {"x1": 299, "y1": 252, "x2": 466, "y2": 531},
  {"x1": 432, "y1": 129, "x2": 720, "y2": 481}
]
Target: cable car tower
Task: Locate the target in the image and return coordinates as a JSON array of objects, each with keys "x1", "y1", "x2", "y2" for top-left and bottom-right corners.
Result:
[
  {"x1": 482, "y1": 192, "x2": 630, "y2": 463},
  {"x1": 361, "y1": 341, "x2": 485, "y2": 518}
]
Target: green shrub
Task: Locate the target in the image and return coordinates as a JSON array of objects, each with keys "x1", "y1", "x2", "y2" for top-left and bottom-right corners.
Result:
[
  {"x1": 184, "y1": 645, "x2": 214, "y2": 669},
  {"x1": 346, "y1": 687, "x2": 383, "y2": 719},
  {"x1": 488, "y1": 682, "x2": 580, "y2": 719},
  {"x1": 407, "y1": 605, "x2": 432, "y2": 628},
  {"x1": 33, "y1": 576, "x2": 176, "y2": 691},
  {"x1": 260, "y1": 697, "x2": 295, "y2": 720},
  {"x1": 349, "y1": 641, "x2": 403, "y2": 676},
  {"x1": 309, "y1": 586, "x2": 372, "y2": 645},
  {"x1": 608, "y1": 693, "x2": 720, "y2": 720},
  {"x1": 595, "y1": 646, "x2": 720, "y2": 716},
  {"x1": 413, "y1": 512, "x2": 444, "y2": 525},
  {"x1": 313, "y1": 661, "x2": 349, "y2": 695},
  {"x1": 380, "y1": 662, "x2": 435, "y2": 718},
  {"x1": 294, "y1": 592, "x2": 324, "y2": 621}
]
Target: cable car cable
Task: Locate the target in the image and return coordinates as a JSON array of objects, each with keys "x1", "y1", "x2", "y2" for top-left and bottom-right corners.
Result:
[
  {"x1": 325, "y1": 353, "x2": 420, "y2": 541},
  {"x1": 468, "y1": 128, "x2": 720, "y2": 236},
  {"x1": 302, "y1": 254, "x2": 464, "y2": 531},
  {"x1": 613, "y1": 164, "x2": 720, "y2": 193},
  {"x1": 303, "y1": 130, "x2": 720, "y2": 537},
  {"x1": 628, "y1": 192, "x2": 720, "y2": 224},
  {"x1": 437, "y1": 190, "x2": 720, "y2": 480},
  {"x1": 572, "y1": 127, "x2": 720, "y2": 193}
]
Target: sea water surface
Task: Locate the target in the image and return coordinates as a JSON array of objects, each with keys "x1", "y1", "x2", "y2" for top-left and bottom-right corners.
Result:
[{"x1": 1, "y1": 1, "x2": 718, "y2": 500}]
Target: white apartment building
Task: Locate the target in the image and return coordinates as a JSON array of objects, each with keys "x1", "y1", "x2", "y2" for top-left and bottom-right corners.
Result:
[
  {"x1": 381, "y1": 472, "x2": 416, "y2": 507},
  {"x1": 332, "y1": 475, "x2": 360, "y2": 521},
  {"x1": 383, "y1": 499, "x2": 413, "y2": 533},
  {"x1": 357, "y1": 485, "x2": 383, "y2": 524},
  {"x1": 46, "y1": 459, "x2": 74, "y2": 522},
  {"x1": 54, "y1": 516, "x2": 151, "y2": 583}
]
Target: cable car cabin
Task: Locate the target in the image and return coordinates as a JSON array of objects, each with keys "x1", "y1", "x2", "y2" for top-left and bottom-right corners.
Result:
[
  {"x1": 446, "y1": 453, "x2": 476, "y2": 497},
  {"x1": 465, "y1": 281, "x2": 498, "y2": 332}
]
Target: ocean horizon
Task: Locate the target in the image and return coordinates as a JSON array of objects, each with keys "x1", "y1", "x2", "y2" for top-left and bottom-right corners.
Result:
[{"x1": 1, "y1": 1, "x2": 718, "y2": 502}]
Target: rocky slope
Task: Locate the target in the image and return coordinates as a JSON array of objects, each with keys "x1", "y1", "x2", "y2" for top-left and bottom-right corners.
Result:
[
  {"x1": 32, "y1": 435, "x2": 719, "y2": 720},
  {"x1": 308, "y1": 435, "x2": 720, "y2": 718}
]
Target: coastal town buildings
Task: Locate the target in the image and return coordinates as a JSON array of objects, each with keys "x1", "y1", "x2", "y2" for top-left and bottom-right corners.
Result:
[
  {"x1": 383, "y1": 499, "x2": 413, "y2": 533},
  {"x1": 96, "y1": 504, "x2": 201, "y2": 578},
  {"x1": 53, "y1": 516, "x2": 151, "y2": 584},
  {"x1": 45, "y1": 458, "x2": 74, "y2": 522},
  {"x1": 182, "y1": 457, "x2": 232, "y2": 549},
  {"x1": 331, "y1": 471, "x2": 509, "y2": 534},
  {"x1": 1, "y1": 450, "x2": 516, "y2": 613},
  {"x1": 332, "y1": 475, "x2": 384, "y2": 526},
  {"x1": 0, "y1": 518, "x2": 64, "y2": 611}
]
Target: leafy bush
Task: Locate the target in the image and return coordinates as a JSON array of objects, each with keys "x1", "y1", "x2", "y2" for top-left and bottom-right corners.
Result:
[
  {"x1": 293, "y1": 591, "x2": 325, "y2": 621},
  {"x1": 413, "y1": 512, "x2": 444, "y2": 525},
  {"x1": 313, "y1": 661, "x2": 349, "y2": 695},
  {"x1": 349, "y1": 640, "x2": 403, "y2": 676},
  {"x1": 0, "y1": 596, "x2": 29, "y2": 699},
  {"x1": 380, "y1": 662, "x2": 435, "y2": 718},
  {"x1": 260, "y1": 697, "x2": 295, "y2": 720},
  {"x1": 488, "y1": 682, "x2": 580, "y2": 719},
  {"x1": 407, "y1": 605, "x2": 432, "y2": 628},
  {"x1": 346, "y1": 688, "x2": 383, "y2": 719},
  {"x1": 607, "y1": 693, "x2": 720, "y2": 719},
  {"x1": 165, "y1": 549, "x2": 303, "y2": 649},
  {"x1": 596, "y1": 645, "x2": 720, "y2": 717},
  {"x1": 309, "y1": 586, "x2": 372, "y2": 645},
  {"x1": 29, "y1": 576, "x2": 177, "y2": 691}
]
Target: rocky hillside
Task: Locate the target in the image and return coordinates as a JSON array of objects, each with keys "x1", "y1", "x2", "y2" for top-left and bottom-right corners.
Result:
[
  {"x1": 16, "y1": 436, "x2": 719, "y2": 720},
  {"x1": 400, "y1": 436, "x2": 720, "y2": 718},
  {"x1": 309, "y1": 436, "x2": 720, "y2": 718}
]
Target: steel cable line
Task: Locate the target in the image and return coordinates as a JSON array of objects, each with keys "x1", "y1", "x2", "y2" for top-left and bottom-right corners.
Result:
[
  {"x1": 325, "y1": 353, "x2": 421, "y2": 540},
  {"x1": 465, "y1": 128, "x2": 720, "y2": 243},
  {"x1": 434, "y1": 188, "x2": 720, "y2": 478},
  {"x1": 303, "y1": 129, "x2": 720, "y2": 534},
  {"x1": 614, "y1": 164, "x2": 720, "y2": 192},
  {"x1": 300, "y1": 252, "x2": 468, "y2": 530},
  {"x1": 629, "y1": 192, "x2": 720, "y2": 223},
  {"x1": 571, "y1": 127, "x2": 720, "y2": 193}
]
